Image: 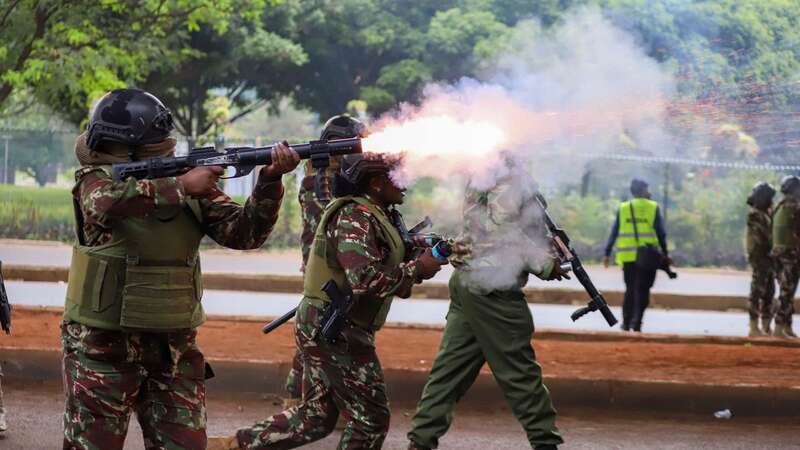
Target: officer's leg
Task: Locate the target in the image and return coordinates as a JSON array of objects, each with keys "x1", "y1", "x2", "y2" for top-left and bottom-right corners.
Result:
[
  {"x1": 62, "y1": 322, "x2": 143, "y2": 450},
  {"x1": 460, "y1": 284, "x2": 563, "y2": 448},
  {"x1": 748, "y1": 261, "x2": 764, "y2": 321},
  {"x1": 408, "y1": 273, "x2": 485, "y2": 449},
  {"x1": 621, "y1": 263, "x2": 636, "y2": 330},
  {"x1": 329, "y1": 328, "x2": 390, "y2": 450},
  {"x1": 236, "y1": 304, "x2": 338, "y2": 449},
  {"x1": 631, "y1": 267, "x2": 657, "y2": 332},
  {"x1": 284, "y1": 351, "x2": 304, "y2": 402},
  {"x1": 775, "y1": 258, "x2": 799, "y2": 326},
  {"x1": 762, "y1": 265, "x2": 777, "y2": 322},
  {"x1": 136, "y1": 331, "x2": 207, "y2": 450}
]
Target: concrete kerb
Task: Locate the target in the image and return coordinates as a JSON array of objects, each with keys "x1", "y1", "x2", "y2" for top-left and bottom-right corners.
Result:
[
  {"x1": 8, "y1": 264, "x2": 800, "y2": 313},
  {"x1": 2, "y1": 347, "x2": 798, "y2": 417}
]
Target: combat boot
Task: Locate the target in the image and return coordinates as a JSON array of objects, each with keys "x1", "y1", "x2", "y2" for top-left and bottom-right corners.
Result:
[
  {"x1": 761, "y1": 317, "x2": 772, "y2": 335},
  {"x1": 773, "y1": 324, "x2": 798, "y2": 339},
  {"x1": 748, "y1": 319, "x2": 765, "y2": 337},
  {"x1": 0, "y1": 407, "x2": 7, "y2": 433},
  {"x1": 207, "y1": 436, "x2": 239, "y2": 450}
]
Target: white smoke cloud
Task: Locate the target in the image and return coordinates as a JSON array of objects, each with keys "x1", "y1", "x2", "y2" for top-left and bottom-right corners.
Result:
[{"x1": 368, "y1": 7, "x2": 675, "y2": 291}]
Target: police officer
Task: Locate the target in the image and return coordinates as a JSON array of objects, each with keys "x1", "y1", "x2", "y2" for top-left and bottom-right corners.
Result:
[
  {"x1": 283, "y1": 115, "x2": 369, "y2": 409},
  {"x1": 62, "y1": 88, "x2": 299, "y2": 449},
  {"x1": 210, "y1": 153, "x2": 445, "y2": 450},
  {"x1": 745, "y1": 182, "x2": 776, "y2": 336},
  {"x1": 603, "y1": 179, "x2": 670, "y2": 332},
  {"x1": 771, "y1": 175, "x2": 800, "y2": 338},
  {"x1": 407, "y1": 167, "x2": 568, "y2": 450}
]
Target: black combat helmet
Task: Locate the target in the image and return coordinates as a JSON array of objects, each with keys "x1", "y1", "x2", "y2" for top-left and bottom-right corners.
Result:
[
  {"x1": 333, "y1": 153, "x2": 400, "y2": 197},
  {"x1": 87, "y1": 88, "x2": 174, "y2": 151},
  {"x1": 780, "y1": 175, "x2": 800, "y2": 196},
  {"x1": 746, "y1": 182, "x2": 776, "y2": 210},
  {"x1": 320, "y1": 115, "x2": 368, "y2": 141}
]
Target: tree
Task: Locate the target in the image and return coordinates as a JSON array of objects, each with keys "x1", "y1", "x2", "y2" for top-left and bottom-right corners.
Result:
[
  {"x1": 142, "y1": 6, "x2": 307, "y2": 145},
  {"x1": 0, "y1": 0, "x2": 261, "y2": 125}
]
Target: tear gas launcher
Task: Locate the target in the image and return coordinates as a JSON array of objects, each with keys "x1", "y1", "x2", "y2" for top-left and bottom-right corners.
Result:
[
  {"x1": 534, "y1": 193, "x2": 618, "y2": 327},
  {"x1": 111, "y1": 137, "x2": 363, "y2": 181}
]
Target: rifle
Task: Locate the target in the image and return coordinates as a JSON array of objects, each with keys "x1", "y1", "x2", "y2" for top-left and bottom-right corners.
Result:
[
  {"x1": 534, "y1": 193, "x2": 618, "y2": 327},
  {"x1": 112, "y1": 137, "x2": 362, "y2": 181},
  {"x1": 0, "y1": 261, "x2": 11, "y2": 334}
]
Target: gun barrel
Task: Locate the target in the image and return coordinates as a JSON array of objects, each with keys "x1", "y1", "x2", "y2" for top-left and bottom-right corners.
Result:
[{"x1": 261, "y1": 307, "x2": 298, "y2": 334}]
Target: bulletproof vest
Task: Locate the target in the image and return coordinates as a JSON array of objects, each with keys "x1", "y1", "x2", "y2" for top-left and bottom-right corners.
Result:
[
  {"x1": 303, "y1": 196, "x2": 405, "y2": 330},
  {"x1": 64, "y1": 166, "x2": 206, "y2": 331},
  {"x1": 615, "y1": 198, "x2": 658, "y2": 265},
  {"x1": 773, "y1": 199, "x2": 799, "y2": 250}
]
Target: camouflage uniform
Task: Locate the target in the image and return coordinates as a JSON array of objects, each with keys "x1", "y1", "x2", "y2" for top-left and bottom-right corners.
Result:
[
  {"x1": 408, "y1": 180, "x2": 564, "y2": 450},
  {"x1": 286, "y1": 160, "x2": 341, "y2": 400},
  {"x1": 773, "y1": 198, "x2": 800, "y2": 327},
  {"x1": 746, "y1": 207, "x2": 775, "y2": 322},
  {"x1": 237, "y1": 199, "x2": 419, "y2": 450},
  {"x1": 64, "y1": 166, "x2": 284, "y2": 450}
]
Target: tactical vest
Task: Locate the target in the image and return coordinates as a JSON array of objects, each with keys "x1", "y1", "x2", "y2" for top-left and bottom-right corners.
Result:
[
  {"x1": 64, "y1": 166, "x2": 206, "y2": 331},
  {"x1": 303, "y1": 196, "x2": 405, "y2": 330},
  {"x1": 615, "y1": 198, "x2": 659, "y2": 265},
  {"x1": 773, "y1": 199, "x2": 799, "y2": 250}
]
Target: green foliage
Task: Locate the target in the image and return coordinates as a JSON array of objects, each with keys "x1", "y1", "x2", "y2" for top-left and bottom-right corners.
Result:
[
  {"x1": 0, "y1": 184, "x2": 73, "y2": 240},
  {"x1": 0, "y1": 0, "x2": 263, "y2": 124}
]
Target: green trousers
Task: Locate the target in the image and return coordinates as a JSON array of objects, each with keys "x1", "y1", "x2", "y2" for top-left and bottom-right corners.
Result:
[{"x1": 408, "y1": 270, "x2": 563, "y2": 449}]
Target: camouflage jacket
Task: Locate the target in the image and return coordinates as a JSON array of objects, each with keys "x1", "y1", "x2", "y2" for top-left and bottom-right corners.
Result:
[
  {"x1": 73, "y1": 167, "x2": 284, "y2": 249},
  {"x1": 449, "y1": 181, "x2": 554, "y2": 286},
  {"x1": 325, "y1": 200, "x2": 418, "y2": 301},
  {"x1": 746, "y1": 207, "x2": 772, "y2": 260}
]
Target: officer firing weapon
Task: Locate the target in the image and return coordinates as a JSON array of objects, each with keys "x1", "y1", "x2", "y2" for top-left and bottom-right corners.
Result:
[
  {"x1": 534, "y1": 193, "x2": 618, "y2": 327},
  {"x1": 112, "y1": 137, "x2": 363, "y2": 181},
  {"x1": 0, "y1": 261, "x2": 12, "y2": 334}
]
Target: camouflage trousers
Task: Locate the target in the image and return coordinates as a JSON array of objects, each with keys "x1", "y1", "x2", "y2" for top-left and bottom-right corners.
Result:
[
  {"x1": 284, "y1": 352, "x2": 303, "y2": 399},
  {"x1": 61, "y1": 322, "x2": 207, "y2": 450},
  {"x1": 773, "y1": 250, "x2": 800, "y2": 326},
  {"x1": 748, "y1": 257, "x2": 775, "y2": 321},
  {"x1": 236, "y1": 299, "x2": 390, "y2": 450}
]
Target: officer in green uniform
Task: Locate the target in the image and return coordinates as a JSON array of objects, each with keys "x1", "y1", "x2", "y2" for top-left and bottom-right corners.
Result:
[
  {"x1": 407, "y1": 169, "x2": 569, "y2": 450},
  {"x1": 745, "y1": 182, "x2": 776, "y2": 336},
  {"x1": 603, "y1": 179, "x2": 670, "y2": 331},
  {"x1": 62, "y1": 88, "x2": 299, "y2": 450},
  {"x1": 771, "y1": 175, "x2": 800, "y2": 338}
]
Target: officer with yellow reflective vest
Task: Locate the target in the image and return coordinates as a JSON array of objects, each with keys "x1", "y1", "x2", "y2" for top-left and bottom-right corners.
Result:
[{"x1": 603, "y1": 179, "x2": 670, "y2": 332}]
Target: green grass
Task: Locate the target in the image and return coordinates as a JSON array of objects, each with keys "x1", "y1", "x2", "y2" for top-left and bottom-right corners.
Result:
[{"x1": 0, "y1": 185, "x2": 74, "y2": 241}]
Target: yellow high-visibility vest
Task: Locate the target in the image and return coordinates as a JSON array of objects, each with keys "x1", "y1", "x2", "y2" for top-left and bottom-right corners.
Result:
[{"x1": 615, "y1": 198, "x2": 658, "y2": 265}]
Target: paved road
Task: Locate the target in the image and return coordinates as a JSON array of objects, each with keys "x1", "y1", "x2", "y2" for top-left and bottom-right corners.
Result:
[
  {"x1": 2, "y1": 380, "x2": 798, "y2": 449},
  {"x1": 0, "y1": 239, "x2": 754, "y2": 296},
  {"x1": 6, "y1": 280, "x2": 752, "y2": 336}
]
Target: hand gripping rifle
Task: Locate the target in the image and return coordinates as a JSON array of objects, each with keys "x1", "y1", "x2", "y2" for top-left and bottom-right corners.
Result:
[
  {"x1": 0, "y1": 261, "x2": 12, "y2": 334},
  {"x1": 112, "y1": 137, "x2": 362, "y2": 181},
  {"x1": 534, "y1": 193, "x2": 618, "y2": 327}
]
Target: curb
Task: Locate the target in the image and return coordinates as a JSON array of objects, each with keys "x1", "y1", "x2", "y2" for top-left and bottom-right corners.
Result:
[
  {"x1": 1, "y1": 347, "x2": 797, "y2": 417},
  {"x1": 8, "y1": 264, "x2": 800, "y2": 313}
]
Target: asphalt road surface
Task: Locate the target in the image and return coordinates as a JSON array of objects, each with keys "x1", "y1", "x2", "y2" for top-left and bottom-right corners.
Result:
[
  {"x1": 6, "y1": 280, "x2": 752, "y2": 336},
  {"x1": 2, "y1": 380, "x2": 798, "y2": 449},
  {"x1": 0, "y1": 240, "x2": 754, "y2": 296}
]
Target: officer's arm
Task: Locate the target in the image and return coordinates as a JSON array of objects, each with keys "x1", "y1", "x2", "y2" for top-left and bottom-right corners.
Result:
[
  {"x1": 197, "y1": 175, "x2": 284, "y2": 250},
  {"x1": 76, "y1": 168, "x2": 185, "y2": 228},
  {"x1": 330, "y1": 204, "x2": 417, "y2": 300},
  {"x1": 604, "y1": 209, "x2": 620, "y2": 257},
  {"x1": 653, "y1": 206, "x2": 668, "y2": 256}
]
